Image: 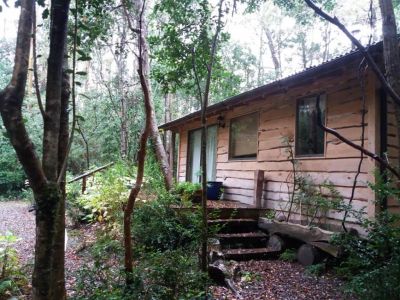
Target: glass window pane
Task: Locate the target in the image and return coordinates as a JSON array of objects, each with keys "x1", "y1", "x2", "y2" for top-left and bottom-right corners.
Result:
[
  {"x1": 296, "y1": 95, "x2": 325, "y2": 156},
  {"x1": 229, "y1": 113, "x2": 258, "y2": 159}
]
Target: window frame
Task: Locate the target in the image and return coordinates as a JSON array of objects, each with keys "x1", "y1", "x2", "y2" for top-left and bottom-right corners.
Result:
[
  {"x1": 295, "y1": 94, "x2": 327, "y2": 158},
  {"x1": 228, "y1": 112, "x2": 259, "y2": 161}
]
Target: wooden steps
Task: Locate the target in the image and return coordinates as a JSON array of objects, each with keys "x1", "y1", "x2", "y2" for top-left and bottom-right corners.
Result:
[
  {"x1": 223, "y1": 247, "x2": 276, "y2": 260},
  {"x1": 209, "y1": 218, "x2": 279, "y2": 260},
  {"x1": 216, "y1": 232, "x2": 268, "y2": 249},
  {"x1": 209, "y1": 218, "x2": 258, "y2": 233}
]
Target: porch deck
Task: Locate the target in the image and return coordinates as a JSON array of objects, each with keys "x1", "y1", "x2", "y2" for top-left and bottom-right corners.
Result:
[{"x1": 173, "y1": 200, "x2": 269, "y2": 220}]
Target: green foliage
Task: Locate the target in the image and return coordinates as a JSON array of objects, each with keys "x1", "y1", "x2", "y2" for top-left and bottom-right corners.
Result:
[
  {"x1": 68, "y1": 162, "x2": 134, "y2": 224},
  {"x1": 73, "y1": 244, "x2": 207, "y2": 300},
  {"x1": 132, "y1": 194, "x2": 202, "y2": 252},
  {"x1": 72, "y1": 233, "x2": 125, "y2": 300},
  {"x1": 0, "y1": 232, "x2": 28, "y2": 299},
  {"x1": 73, "y1": 193, "x2": 207, "y2": 300},
  {"x1": 279, "y1": 248, "x2": 297, "y2": 262},
  {"x1": 128, "y1": 250, "x2": 208, "y2": 300},
  {"x1": 281, "y1": 135, "x2": 355, "y2": 226},
  {"x1": 305, "y1": 262, "x2": 326, "y2": 277},
  {"x1": 0, "y1": 38, "x2": 13, "y2": 88},
  {"x1": 240, "y1": 270, "x2": 262, "y2": 282},
  {"x1": 332, "y1": 174, "x2": 400, "y2": 299},
  {"x1": 150, "y1": 0, "x2": 240, "y2": 103},
  {"x1": 173, "y1": 181, "x2": 202, "y2": 203},
  {"x1": 0, "y1": 126, "x2": 25, "y2": 198},
  {"x1": 273, "y1": 0, "x2": 336, "y2": 24},
  {"x1": 294, "y1": 177, "x2": 350, "y2": 226}
]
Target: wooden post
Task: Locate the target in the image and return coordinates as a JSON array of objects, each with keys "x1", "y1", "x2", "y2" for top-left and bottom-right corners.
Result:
[
  {"x1": 254, "y1": 170, "x2": 264, "y2": 208},
  {"x1": 170, "y1": 131, "x2": 176, "y2": 180},
  {"x1": 82, "y1": 176, "x2": 87, "y2": 194}
]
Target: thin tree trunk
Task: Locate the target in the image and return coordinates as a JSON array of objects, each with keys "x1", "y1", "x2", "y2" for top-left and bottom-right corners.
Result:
[
  {"x1": 122, "y1": 0, "x2": 152, "y2": 286},
  {"x1": 199, "y1": 0, "x2": 225, "y2": 272},
  {"x1": 379, "y1": 0, "x2": 400, "y2": 169},
  {"x1": 124, "y1": 0, "x2": 173, "y2": 190},
  {"x1": 265, "y1": 28, "x2": 281, "y2": 79}
]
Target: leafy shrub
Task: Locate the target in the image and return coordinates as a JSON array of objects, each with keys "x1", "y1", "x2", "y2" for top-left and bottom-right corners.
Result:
[
  {"x1": 294, "y1": 178, "x2": 350, "y2": 226},
  {"x1": 0, "y1": 128, "x2": 25, "y2": 199},
  {"x1": 279, "y1": 249, "x2": 297, "y2": 262},
  {"x1": 172, "y1": 182, "x2": 202, "y2": 203},
  {"x1": 72, "y1": 233, "x2": 125, "y2": 300},
  {"x1": 69, "y1": 162, "x2": 134, "y2": 224},
  {"x1": 129, "y1": 250, "x2": 207, "y2": 300},
  {"x1": 0, "y1": 232, "x2": 28, "y2": 299},
  {"x1": 73, "y1": 234, "x2": 207, "y2": 300},
  {"x1": 305, "y1": 262, "x2": 326, "y2": 277},
  {"x1": 132, "y1": 194, "x2": 202, "y2": 252},
  {"x1": 333, "y1": 173, "x2": 400, "y2": 299}
]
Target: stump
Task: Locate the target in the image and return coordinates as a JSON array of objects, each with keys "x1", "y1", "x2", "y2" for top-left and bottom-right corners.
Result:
[
  {"x1": 297, "y1": 243, "x2": 324, "y2": 266},
  {"x1": 267, "y1": 234, "x2": 286, "y2": 252}
]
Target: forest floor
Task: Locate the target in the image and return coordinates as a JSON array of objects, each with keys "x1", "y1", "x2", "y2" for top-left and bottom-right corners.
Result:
[{"x1": 1, "y1": 200, "x2": 352, "y2": 299}]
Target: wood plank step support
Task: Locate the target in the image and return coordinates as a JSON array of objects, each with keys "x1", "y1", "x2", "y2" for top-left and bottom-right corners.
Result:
[
  {"x1": 216, "y1": 231, "x2": 268, "y2": 249},
  {"x1": 223, "y1": 247, "x2": 281, "y2": 261},
  {"x1": 208, "y1": 218, "x2": 258, "y2": 233}
]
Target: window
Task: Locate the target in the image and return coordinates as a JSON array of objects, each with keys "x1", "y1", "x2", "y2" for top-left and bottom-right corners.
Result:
[
  {"x1": 296, "y1": 94, "x2": 326, "y2": 156},
  {"x1": 229, "y1": 112, "x2": 258, "y2": 159}
]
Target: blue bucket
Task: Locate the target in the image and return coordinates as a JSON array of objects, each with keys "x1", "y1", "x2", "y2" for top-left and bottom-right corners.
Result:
[{"x1": 207, "y1": 181, "x2": 223, "y2": 200}]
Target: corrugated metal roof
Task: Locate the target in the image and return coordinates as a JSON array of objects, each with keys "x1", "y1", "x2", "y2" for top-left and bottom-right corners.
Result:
[{"x1": 159, "y1": 41, "x2": 382, "y2": 130}]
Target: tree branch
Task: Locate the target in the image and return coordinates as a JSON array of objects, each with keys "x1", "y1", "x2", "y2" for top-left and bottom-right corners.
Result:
[
  {"x1": 0, "y1": 0, "x2": 47, "y2": 193},
  {"x1": 57, "y1": 0, "x2": 78, "y2": 184},
  {"x1": 316, "y1": 96, "x2": 400, "y2": 180},
  {"x1": 32, "y1": 4, "x2": 46, "y2": 119},
  {"x1": 42, "y1": 0, "x2": 71, "y2": 181},
  {"x1": 342, "y1": 60, "x2": 368, "y2": 232},
  {"x1": 304, "y1": 0, "x2": 400, "y2": 107}
]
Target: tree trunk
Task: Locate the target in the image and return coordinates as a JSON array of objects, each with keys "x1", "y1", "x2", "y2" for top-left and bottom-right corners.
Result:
[
  {"x1": 198, "y1": 0, "x2": 225, "y2": 272},
  {"x1": 0, "y1": 1, "x2": 71, "y2": 298},
  {"x1": 265, "y1": 28, "x2": 281, "y2": 79},
  {"x1": 379, "y1": 0, "x2": 400, "y2": 169},
  {"x1": 123, "y1": 0, "x2": 152, "y2": 286},
  {"x1": 150, "y1": 99, "x2": 173, "y2": 190},
  {"x1": 123, "y1": 0, "x2": 172, "y2": 191},
  {"x1": 33, "y1": 184, "x2": 66, "y2": 299}
]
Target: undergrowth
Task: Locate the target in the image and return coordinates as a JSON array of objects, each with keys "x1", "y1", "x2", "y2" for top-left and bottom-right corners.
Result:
[
  {"x1": 71, "y1": 155, "x2": 208, "y2": 299},
  {"x1": 0, "y1": 232, "x2": 28, "y2": 300},
  {"x1": 332, "y1": 173, "x2": 400, "y2": 300}
]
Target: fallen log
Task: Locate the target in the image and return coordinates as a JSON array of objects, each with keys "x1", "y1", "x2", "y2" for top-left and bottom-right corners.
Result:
[
  {"x1": 259, "y1": 218, "x2": 340, "y2": 257},
  {"x1": 297, "y1": 244, "x2": 325, "y2": 266},
  {"x1": 267, "y1": 234, "x2": 286, "y2": 252}
]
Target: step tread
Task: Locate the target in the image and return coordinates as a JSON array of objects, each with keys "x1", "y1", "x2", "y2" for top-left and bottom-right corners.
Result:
[
  {"x1": 208, "y1": 218, "x2": 257, "y2": 224},
  {"x1": 216, "y1": 232, "x2": 267, "y2": 239},
  {"x1": 223, "y1": 247, "x2": 273, "y2": 255}
]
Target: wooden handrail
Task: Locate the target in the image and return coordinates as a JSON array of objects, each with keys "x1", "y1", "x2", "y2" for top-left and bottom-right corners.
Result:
[{"x1": 67, "y1": 162, "x2": 114, "y2": 184}]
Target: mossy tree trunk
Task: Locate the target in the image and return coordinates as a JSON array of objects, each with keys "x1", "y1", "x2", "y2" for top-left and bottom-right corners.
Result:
[{"x1": 0, "y1": 0, "x2": 71, "y2": 299}]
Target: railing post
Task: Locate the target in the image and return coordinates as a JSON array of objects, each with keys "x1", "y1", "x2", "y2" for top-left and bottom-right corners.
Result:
[{"x1": 254, "y1": 169, "x2": 264, "y2": 208}]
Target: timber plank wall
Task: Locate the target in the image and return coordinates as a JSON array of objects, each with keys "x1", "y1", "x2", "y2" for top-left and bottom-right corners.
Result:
[
  {"x1": 387, "y1": 99, "x2": 400, "y2": 214},
  {"x1": 176, "y1": 62, "x2": 390, "y2": 230}
]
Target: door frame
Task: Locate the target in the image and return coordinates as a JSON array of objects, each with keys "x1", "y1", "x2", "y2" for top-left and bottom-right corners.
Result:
[{"x1": 186, "y1": 124, "x2": 218, "y2": 183}]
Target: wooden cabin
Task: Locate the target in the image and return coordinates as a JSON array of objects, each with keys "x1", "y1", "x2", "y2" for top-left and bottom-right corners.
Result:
[{"x1": 160, "y1": 42, "x2": 399, "y2": 231}]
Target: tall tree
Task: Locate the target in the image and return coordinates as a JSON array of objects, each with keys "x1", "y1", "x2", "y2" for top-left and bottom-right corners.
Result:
[
  {"x1": 0, "y1": 0, "x2": 71, "y2": 298},
  {"x1": 124, "y1": 0, "x2": 173, "y2": 192},
  {"x1": 379, "y1": 0, "x2": 400, "y2": 168}
]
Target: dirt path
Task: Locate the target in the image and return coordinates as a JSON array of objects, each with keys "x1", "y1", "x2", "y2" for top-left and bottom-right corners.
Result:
[
  {"x1": 210, "y1": 260, "x2": 351, "y2": 300},
  {"x1": 0, "y1": 200, "x2": 35, "y2": 265}
]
